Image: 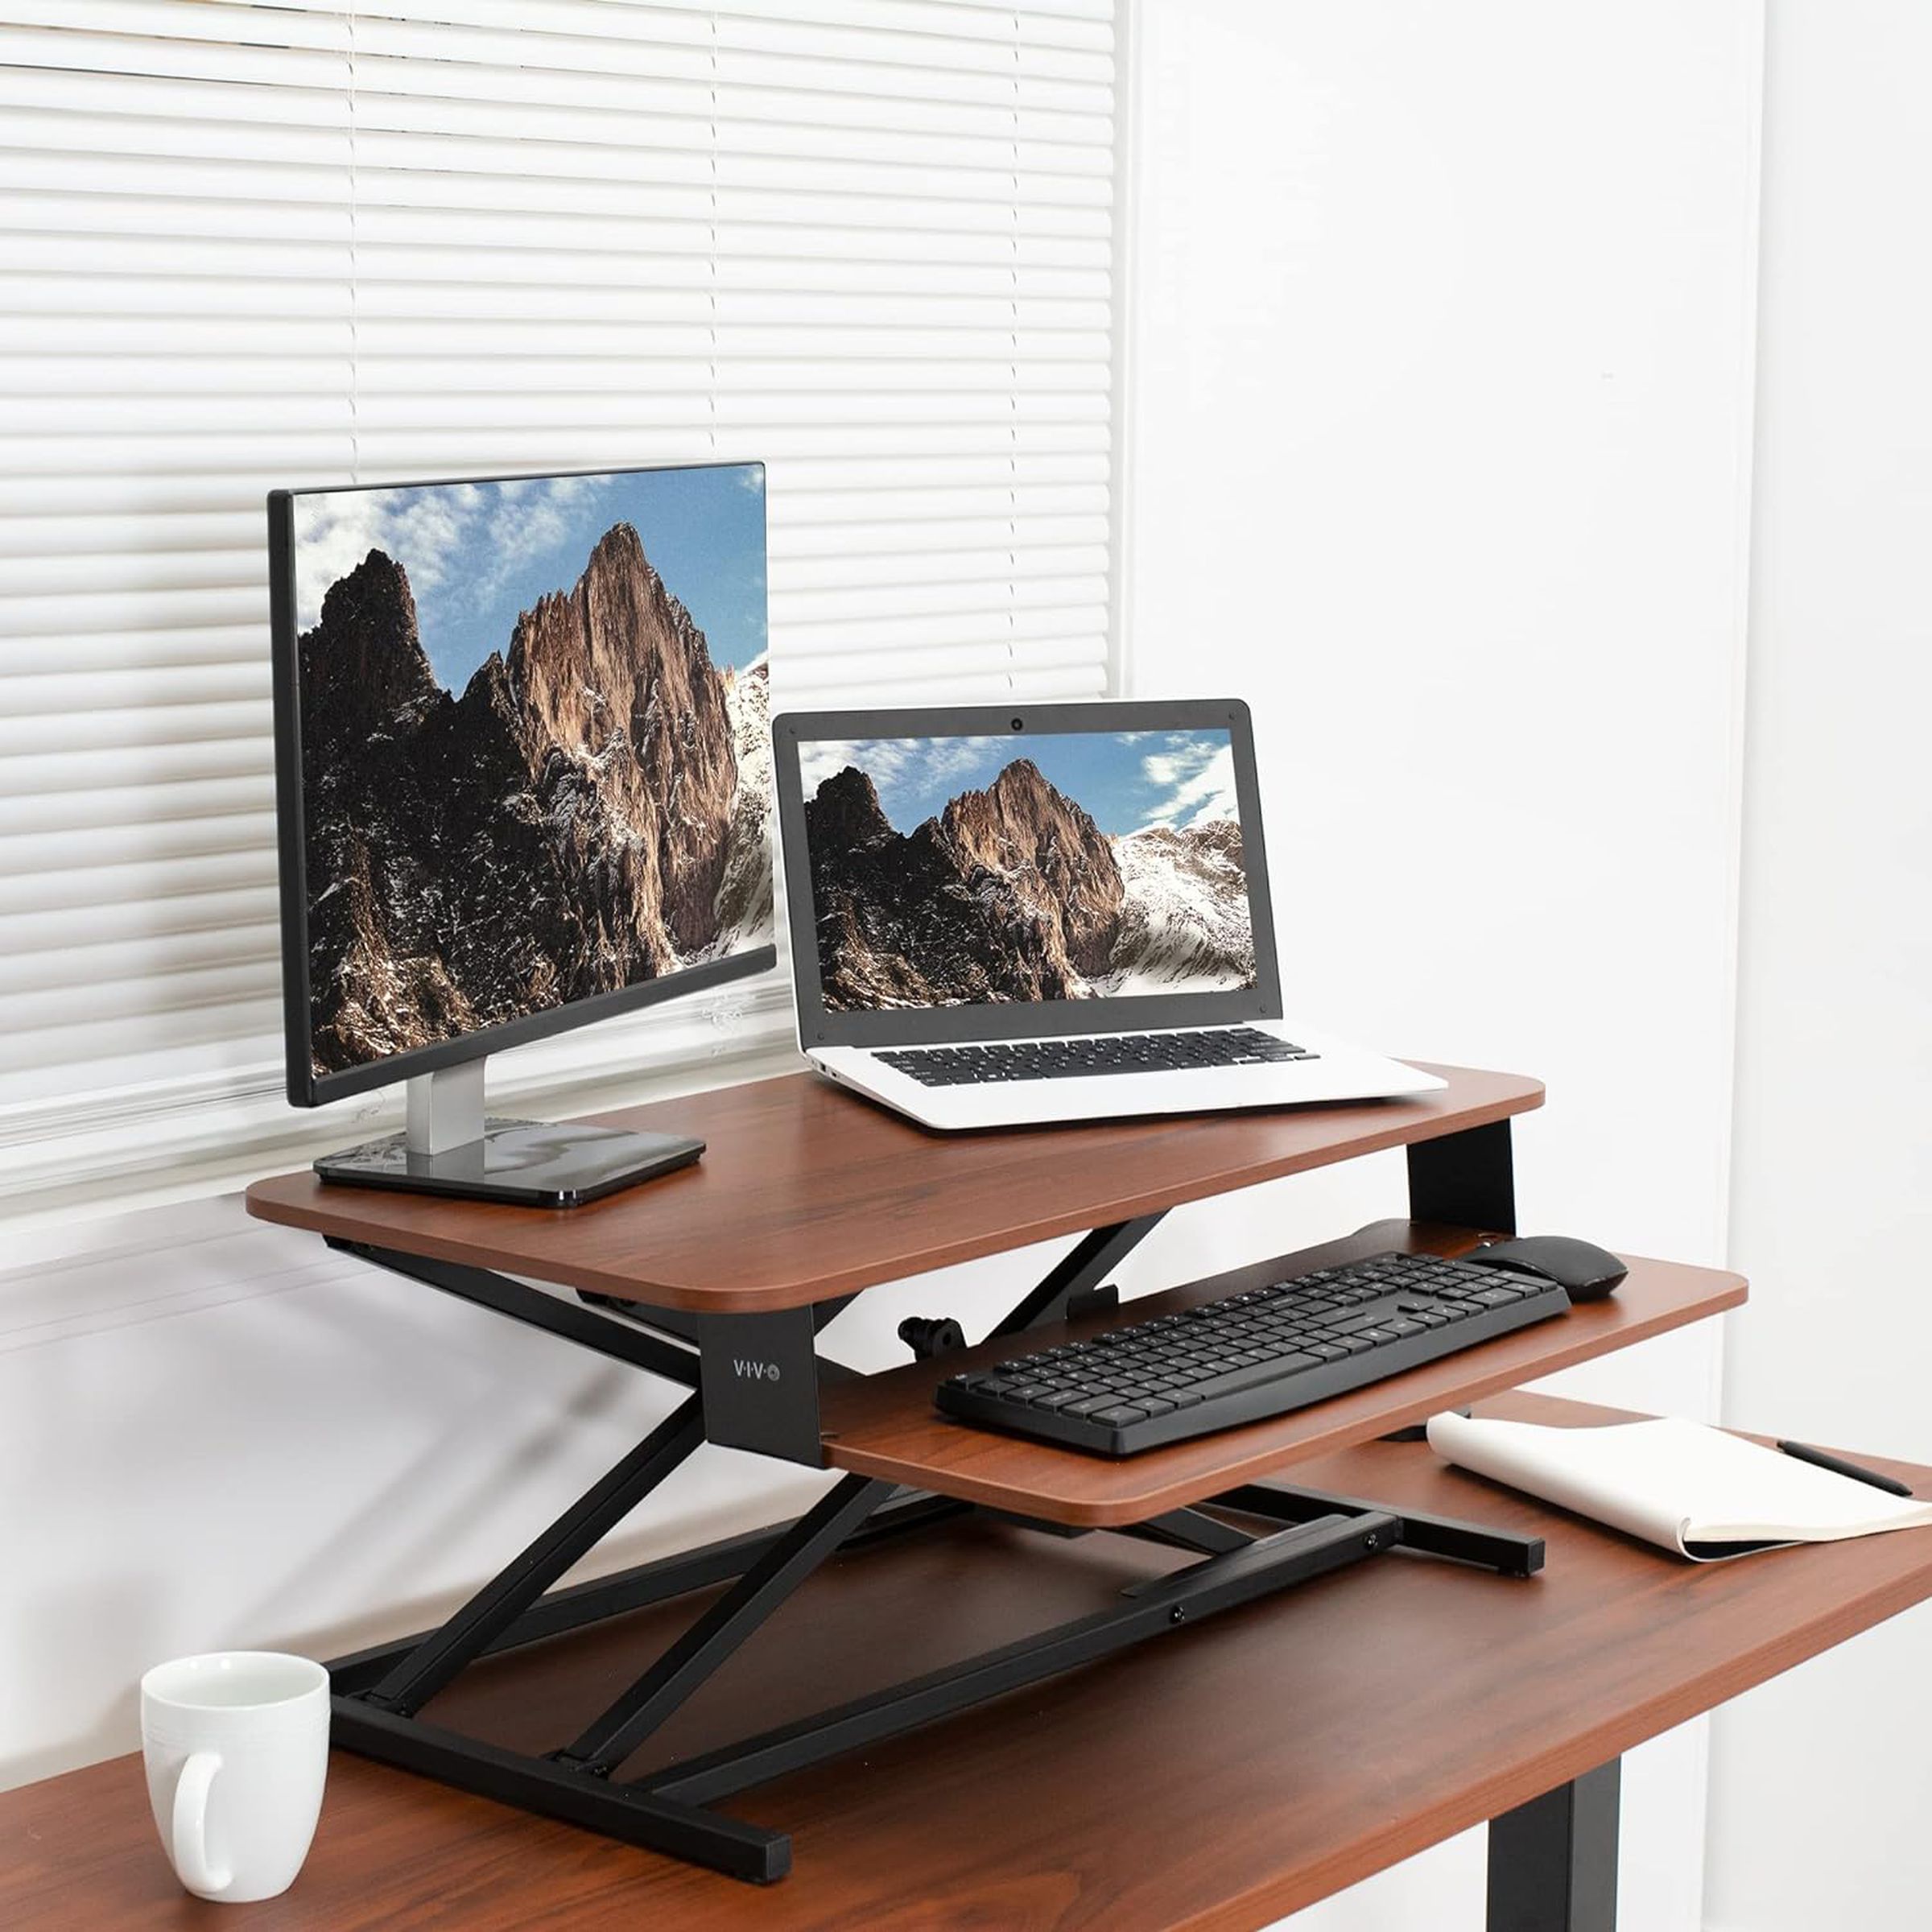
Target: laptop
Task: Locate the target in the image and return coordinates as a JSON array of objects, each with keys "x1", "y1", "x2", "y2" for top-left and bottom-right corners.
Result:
[{"x1": 771, "y1": 700, "x2": 1444, "y2": 1131}]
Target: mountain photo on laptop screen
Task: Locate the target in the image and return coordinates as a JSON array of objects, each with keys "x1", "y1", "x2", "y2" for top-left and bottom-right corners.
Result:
[
  {"x1": 291, "y1": 466, "x2": 773, "y2": 1075},
  {"x1": 799, "y1": 731, "x2": 1258, "y2": 1009}
]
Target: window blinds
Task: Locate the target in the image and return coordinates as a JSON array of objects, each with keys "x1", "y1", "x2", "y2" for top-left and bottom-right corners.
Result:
[{"x1": 0, "y1": 0, "x2": 1119, "y2": 1203}]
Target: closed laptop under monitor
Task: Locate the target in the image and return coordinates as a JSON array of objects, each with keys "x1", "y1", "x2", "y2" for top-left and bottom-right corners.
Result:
[{"x1": 266, "y1": 460, "x2": 776, "y2": 1204}]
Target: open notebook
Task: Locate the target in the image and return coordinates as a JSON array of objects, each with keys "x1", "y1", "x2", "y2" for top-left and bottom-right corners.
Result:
[{"x1": 1428, "y1": 1411, "x2": 1932, "y2": 1562}]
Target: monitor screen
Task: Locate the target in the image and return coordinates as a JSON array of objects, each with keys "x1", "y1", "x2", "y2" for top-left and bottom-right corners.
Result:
[
  {"x1": 275, "y1": 463, "x2": 774, "y2": 1095},
  {"x1": 795, "y1": 727, "x2": 1259, "y2": 1011}
]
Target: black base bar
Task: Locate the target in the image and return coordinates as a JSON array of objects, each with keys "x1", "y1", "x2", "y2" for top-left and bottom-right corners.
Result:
[
  {"x1": 324, "y1": 1232, "x2": 1547, "y2": 1885},
  {"x1": 1488, "y1": 1758, "x2": 1620, "y2": 1932},
  {"x1": 328, "y1": 1474, "x2": 1517, "y2": 1880},
  {"x1": 328, "y1": 1695, "x2": 793, "y2": 1885},
  {"x1": 647, "y1": 1509, "x2": 1398, "y2": 1809}
]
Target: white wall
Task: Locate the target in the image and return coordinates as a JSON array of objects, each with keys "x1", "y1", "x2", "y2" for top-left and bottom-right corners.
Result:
[
  {"x1": 1706, "y1": 7, "x2": 1932, "y2": 1930},
  {"x1": 0, "y1": 1080, "x2": 785, "y2": 1787},
  {"x1": 1124, "y1": 4, "x2": 1762, "y2": 1927}
]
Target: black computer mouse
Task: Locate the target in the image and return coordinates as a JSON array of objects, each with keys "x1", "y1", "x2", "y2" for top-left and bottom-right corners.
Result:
[{"x1": 1461, "y1": 1235, "x2": 1629, "y2": 1302}]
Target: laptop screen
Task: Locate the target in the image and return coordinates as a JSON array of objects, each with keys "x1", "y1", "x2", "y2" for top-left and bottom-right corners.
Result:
[{"x1": 792, "y1": 724, "x2": 1260, "y2": 1014}]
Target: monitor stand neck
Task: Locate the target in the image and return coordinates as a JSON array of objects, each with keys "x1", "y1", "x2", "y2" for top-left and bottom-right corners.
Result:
[{"x1": 405, "y1": 1061, "x2": 487, "y2": 1156}]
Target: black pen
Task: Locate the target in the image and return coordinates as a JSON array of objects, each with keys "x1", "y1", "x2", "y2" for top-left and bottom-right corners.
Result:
[{"x1": 1777, "y1": 1439, "x2": 1913, "y2": 1498}]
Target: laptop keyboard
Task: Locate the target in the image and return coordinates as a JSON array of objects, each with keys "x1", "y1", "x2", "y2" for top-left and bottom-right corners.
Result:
[{"x1": 877, "y1": 1027, "x2": 1319, "y2": 1087}]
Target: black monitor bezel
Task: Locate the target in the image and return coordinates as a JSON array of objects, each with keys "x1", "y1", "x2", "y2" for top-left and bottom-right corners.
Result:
[
  {"x1": 267, "y1": 460, "x2": 778, "y2": 1111},
  {"x1": 772, "y1": 698, "x2": 1283, "y2": 1050}
]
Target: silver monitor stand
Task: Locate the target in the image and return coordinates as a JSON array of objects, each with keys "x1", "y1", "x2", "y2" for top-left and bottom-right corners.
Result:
[{"x1": 312, "y1": 1060, "x2": 704, "y2": 1208}]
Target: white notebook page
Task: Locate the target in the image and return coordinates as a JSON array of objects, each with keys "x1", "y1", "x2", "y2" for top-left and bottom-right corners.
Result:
[{"x1": 1427, "y1": 1412, "x2": 1932, "y2": 1561}]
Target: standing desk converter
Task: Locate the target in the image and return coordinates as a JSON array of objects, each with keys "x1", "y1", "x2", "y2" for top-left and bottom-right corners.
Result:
[{"x1": 242, "y1": 1063, "x2": 1758, "y2": 1913}]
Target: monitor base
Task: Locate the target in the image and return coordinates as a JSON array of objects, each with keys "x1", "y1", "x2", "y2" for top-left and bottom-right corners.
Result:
[{"x1": 314, "y1": 1117, "x2": 704, "y2": 1208}]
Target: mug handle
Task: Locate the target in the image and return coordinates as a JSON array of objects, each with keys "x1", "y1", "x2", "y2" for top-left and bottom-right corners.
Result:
[{"x1": 171, "y1": 1751, "x2": 233, "y2": 1897}]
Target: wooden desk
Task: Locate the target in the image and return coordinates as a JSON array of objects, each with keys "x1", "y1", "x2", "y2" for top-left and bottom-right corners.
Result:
[
  {"x1": 6, "y1": 1395, "x2": 1930, "y2": 1931},
  {"x1": 233, "y1": 1066, "x2": 1752, "y2": 1892}
]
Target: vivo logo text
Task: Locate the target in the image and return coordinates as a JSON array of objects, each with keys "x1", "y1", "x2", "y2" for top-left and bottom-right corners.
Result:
[{"x1": 733, "y1": 1359, "x2": 782, "y2": 1382}]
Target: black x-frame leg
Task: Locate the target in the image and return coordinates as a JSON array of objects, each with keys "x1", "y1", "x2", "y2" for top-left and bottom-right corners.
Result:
[{"x1": 323, "y1": 1203, "x2": 1541, "y2": 1885}]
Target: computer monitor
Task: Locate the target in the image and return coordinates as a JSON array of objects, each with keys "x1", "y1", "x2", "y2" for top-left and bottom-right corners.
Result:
[{"x1": 266, "y1": 461, "x2": 776, "y2": 1204}]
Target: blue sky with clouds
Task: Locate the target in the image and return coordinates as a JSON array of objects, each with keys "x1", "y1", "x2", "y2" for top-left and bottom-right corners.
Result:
[
  {"x1": 798, "y1": 729, "x2": 1238, "y2": 839},
  {"x1": 292, "y1": 464, "x2": 767, "y2": 692}
]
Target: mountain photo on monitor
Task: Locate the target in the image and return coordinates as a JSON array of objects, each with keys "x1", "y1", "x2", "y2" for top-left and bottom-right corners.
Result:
[
  {"x1": 291, "y1": 466, "x2": 773, "y2": 1076},
  {"x1": 799, "y1": 729, "x2": 1258, "y2": 1011}
]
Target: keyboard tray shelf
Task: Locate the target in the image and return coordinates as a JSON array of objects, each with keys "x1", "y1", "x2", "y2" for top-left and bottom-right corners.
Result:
[{"x1": 818, "y1": 1219, "x2": 1746, "y2": 1525}]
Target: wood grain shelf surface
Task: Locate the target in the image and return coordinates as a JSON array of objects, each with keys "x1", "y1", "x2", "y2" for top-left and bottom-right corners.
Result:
[
  {"x1": 6, "y1": 1394, "x2": 1930, "y2": 1932},
  {"x1": 242, "y1": 1063, "x2": 1542, "y2": 1312},
  {"x1": 818, "y1": 1219, "x2": 1748, "y2": 1523}
]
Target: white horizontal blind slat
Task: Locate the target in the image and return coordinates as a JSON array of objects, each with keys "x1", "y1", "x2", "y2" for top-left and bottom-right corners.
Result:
[{"x1": 0, "y1": 1, "x2": 1119, "y2": 1183}]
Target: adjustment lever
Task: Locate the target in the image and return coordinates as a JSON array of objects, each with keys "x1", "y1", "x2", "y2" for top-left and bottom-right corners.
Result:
[{"x1": 898, "y1": 1315, "x2": 968, "y2": 1361}]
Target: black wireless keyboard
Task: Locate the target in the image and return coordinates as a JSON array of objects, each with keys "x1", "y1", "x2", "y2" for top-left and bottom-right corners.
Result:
[
  {"x1": 935, "y1": 1251, "x2": 1571, "y2": 1455},
  {"x1": 877, "y1": 1026, "x2": 1319, "y2": 1087}
]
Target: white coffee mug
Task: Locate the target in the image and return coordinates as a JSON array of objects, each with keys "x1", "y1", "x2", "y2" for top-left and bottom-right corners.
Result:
[{"x1": 140, "y1": 1651, "x2": 330, "y2": 1903}]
